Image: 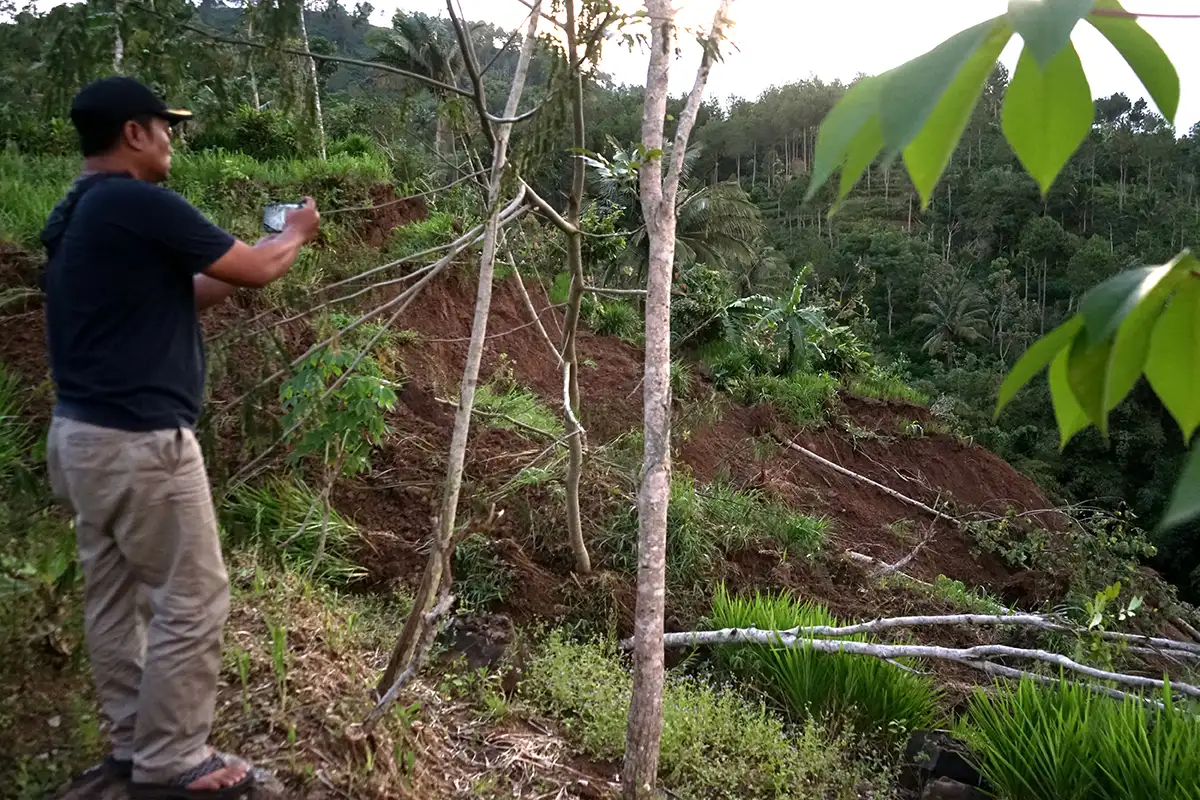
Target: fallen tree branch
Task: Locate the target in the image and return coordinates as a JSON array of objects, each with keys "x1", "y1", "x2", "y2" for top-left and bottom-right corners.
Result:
[
  {"x1": 776, "y1": 436, "x2": 958, "y2": 525},
  {"x1": 646, "y1": 627, "x2": 1200, "y2": 699}
]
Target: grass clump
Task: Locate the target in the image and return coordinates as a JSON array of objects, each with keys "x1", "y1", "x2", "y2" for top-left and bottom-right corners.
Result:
[
  {"x1": 958, "y1": 678, "x2": 1200, "y2": 800},
  {"x1": 523, "y1": 630, "x2": 894, "y2": 800},
  {"x1": 474, "y1": 383, "x2": 563, "y2": 438},
  {"x1": 597, "y1": 474, "x2": 828, "y2": 587},
  {"x1": 728, "y1": 372, "x2": 836, "y2": 428},
  {"x1": 710, "y1": 585, "x2": 940, "y2": 739},
  {"x1": 223, "y1": 478, "x2": 366, "y2": 586},
  {"x1": 848, "y1": 372, "x2": 929, "y2": 406}
]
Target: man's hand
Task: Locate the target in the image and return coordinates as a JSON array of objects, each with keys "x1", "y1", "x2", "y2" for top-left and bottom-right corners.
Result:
[
  {"x1": 284, "y1": 197, "x2": 320, "y2": 243},
  {"x1": 203, "y1": 197, "x2": 321, "y2": 289}
]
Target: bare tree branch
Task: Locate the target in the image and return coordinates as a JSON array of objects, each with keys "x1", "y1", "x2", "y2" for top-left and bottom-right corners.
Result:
[
  {"x1": 447, "y1": 0, "x2": 496, "y2": 151},
  {"x1": 648, "y1": 626, "x2": 1200, "y2": 699}
]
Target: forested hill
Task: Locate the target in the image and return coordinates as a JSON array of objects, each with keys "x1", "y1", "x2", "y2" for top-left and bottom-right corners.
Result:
[{"x1": 2, "y1": 0, "x2": 1199, "y2": 594}]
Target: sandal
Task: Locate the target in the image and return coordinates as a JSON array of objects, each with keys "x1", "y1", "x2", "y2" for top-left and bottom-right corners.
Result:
[
  {"x1": 129, "y1": 751, "x2": 256, "y2": 799},
  {"x1": 65, "y1": 755, "x2": 134, "y2": 789}
]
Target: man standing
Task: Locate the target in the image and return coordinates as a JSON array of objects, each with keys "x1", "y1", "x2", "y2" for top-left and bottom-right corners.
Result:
[{"x1": 41, "y1": 76, "x2": 319, "y2": 798}]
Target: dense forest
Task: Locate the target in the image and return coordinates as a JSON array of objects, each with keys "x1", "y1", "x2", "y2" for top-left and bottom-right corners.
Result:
[{"x1": 4, "y1": 2, "x2": 1200, "y2": 798}]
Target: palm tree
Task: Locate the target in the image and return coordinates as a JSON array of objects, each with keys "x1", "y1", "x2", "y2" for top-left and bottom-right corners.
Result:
[
  {"x1": 371, "y1": 12, "x2": 462, "y2": 158},
  {"x1": 913, "y1": 279, "x2": 990, "y2": 367}
]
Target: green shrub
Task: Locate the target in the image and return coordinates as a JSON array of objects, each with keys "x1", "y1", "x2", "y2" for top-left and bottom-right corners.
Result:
[
  {"x1": 597, "y1": 475, "x2": 827, "y2": 586},
  {"x1": 958, "y1": 678, "x2": 1200, "y2": 800},
  {"x1": 729, "y1": 372, "x2": 837, "y2": 428},
  {"x1": 189, "y1": 106, "x2": 304, "y2": 160},
  {"x1": 523, "y1": 631, "x2": 893, "y2": 800},
  {"x1": 223, "y1": 478, "x2": 366, "y2": 586},
  {"x1": 588, "y1": 299, "x2": 641, "y2": 341},
  {"x1": 710, "y1": 585, "x2": 940, "y2": 739}
]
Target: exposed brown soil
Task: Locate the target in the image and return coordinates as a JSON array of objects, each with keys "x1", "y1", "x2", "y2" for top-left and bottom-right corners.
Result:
[{"x1": 351, "y1": 185, "x2": 431, "y2": 249}]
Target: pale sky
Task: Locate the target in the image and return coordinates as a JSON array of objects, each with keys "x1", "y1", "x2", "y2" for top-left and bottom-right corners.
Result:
[{"x1": 381, "y1": 0, "x2": 1200, "y2": 131}]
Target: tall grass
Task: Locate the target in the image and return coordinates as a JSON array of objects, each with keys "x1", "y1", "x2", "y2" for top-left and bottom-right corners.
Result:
[
  {"x1": 597, "y1": 475, "x2": 828, "y2": 586},
  {"x1": 223, "y1": 478, "x2": 366, "y2": 586},
  {"x1": 474, "y1": 383, "x2": 564, "y2": 437},
  {"x1": 0, "y1": 366, "x2": 32, "y2": 487},
  {"x1": 847, "y1": 372, "x2": 930, "y2": 406},
  {"x1": 958, "y1": 678, "x2": 1200, "y2": 800},
  {"x1": 729, "y1": 372, "x2": 837, "y2": 428},
  {"x1": 523, "y1": 630, "x2": 894, "y2": 800},
  {"x1": 710, "y1": 585, "x2": 940, "y2": 739}
]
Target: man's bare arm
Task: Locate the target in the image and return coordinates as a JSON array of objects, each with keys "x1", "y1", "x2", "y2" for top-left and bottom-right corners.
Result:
[
  {"x1": 194, "y1": 274, "x2": 238, "y2": 310},
  {"x1": 201, "y1": 198, "x2": 320, "y2": 289}
]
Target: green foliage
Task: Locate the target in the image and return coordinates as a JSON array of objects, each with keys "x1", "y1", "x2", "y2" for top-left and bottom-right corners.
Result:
[
  {"x1": 848, "y1": 371, "x2": 930, "y2": 406},
  {"x1": 585, "y1": 298, "x2": 641, "y2": 341},
  {"x1": 727, "y1": 372, "x2": 837, "y2": 429},
  {"x1": 473, "y1": 383, "x2": 563, "y2": 438},
  {"x1": 386, "y1": 211, "x2": 457, "y2": 258},
  {"x1": 957, "y1": 677, "x2": 1200, "y2": 800},
  {"x1": 452, "y1": 533, "x2": 514, "y2": 610},
  {"x1": 279, "y1": 313, "x2": 397, "y2": 478},
  {"x1": 811, "y1": 2, "x2": 1176, "y2": 207},
  {"x1": 223, "y1": 478, "x2": 366, "y2": 585},
  {"x1": 598, "y1": 475, "x2": 827, "y2": 587},
  {"x1": 710, "y1": 586, "x2": 940, "y2": 739},
  {"x1": 189, "y1": 106, "x2": 305, "y2": 160},
  {"x1": 523, "y1": 631, "x2": 894, "y2": 800}
]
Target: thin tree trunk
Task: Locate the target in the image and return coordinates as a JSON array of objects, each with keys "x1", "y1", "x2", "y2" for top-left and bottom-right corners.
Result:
[
  {"x1": 297, "y1": 2, "x2": 326, "y2": 160},
  {"x1": 248, "y1": 16, "x2": 261, "y2": 109},
  {"x1": 112, "y1": 0, "x2": 125, "y2": 72},
  {"x1": 560, "y1": 0, "x2": 592, "y2": 575},
  {"x1": 376, "y1": 3, "x2": 541, "y2": 695},
  {"x1": 623, "y1": 2, "x2": 734, "y2": 796}
]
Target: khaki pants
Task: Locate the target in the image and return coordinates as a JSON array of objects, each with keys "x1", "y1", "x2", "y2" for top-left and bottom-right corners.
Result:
[{"x1": 46, "y1": 416, "x2": 229, "y2": 784}]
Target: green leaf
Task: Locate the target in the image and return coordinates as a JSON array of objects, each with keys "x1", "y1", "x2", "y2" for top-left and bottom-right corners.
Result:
[
  {"x1": 806, "y1": 76, "x2": 884, "y2": 203},
  {"x1": 878, "y1": 18, "x2": 1001, "y2": 157},
  {"x1": 833, "y1": 115, "x2": 883, "y2": 213},
  {"x1": 1160, "y1": 439, "x2": 1200, "y2": 531},
  {"x1": 1049, "y1": 348, "x2": 1090, "y2": 448},
  {"x1": 1080, "y1": 254, "x2": 1194, "y2": 346},
  {"x1": 995, "y1": 314, "x2": 1083, "y2": 417},
  {"x1": 1088, "y1": 0, "x2": 1179, "y2": 122},
  {"x1": 1007, "y1": 0, "x2": 1094, "y2": 68},
  {"x1": 1101, "y1": 263, "x2": 1184, "y2": 414},
  {"x1": 1145, "y1": 277, "x2": 1200, "y2": 443},
  {"x1": 903, "y1": 19, "x2": 1012, "y2": 207},
  {"x1": 1066, "y1": 333, "x2": 1113, "y2": 434},
  {"x1": 1001, "y1": 41, "x2": 1092, "y2": 195}
]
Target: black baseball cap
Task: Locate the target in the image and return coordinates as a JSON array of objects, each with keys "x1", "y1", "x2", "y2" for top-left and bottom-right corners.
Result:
[{"x1": 70, "y1": 76, "x2": 194, "y2": 129}]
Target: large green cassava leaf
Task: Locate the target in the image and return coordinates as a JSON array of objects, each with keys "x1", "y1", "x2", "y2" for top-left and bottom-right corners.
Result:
[
  {"x1": 878, "y1": 18, "x2": 1002, "y2": 158},
  {"x1": 1066, "y1": 334, "x2": 1113, "y2": 434},
  {"x1": 1049, "y1": 348, "x2": 1090, "y2": 449},
  {"x1": 995, "y1": 314, "x2": 1083, "y2": 417},
  {"x1": 805, "y1": 76, "x2": 884, "y2": 203},
  {"x1": 1078, "y1": 254, "x2": 1192, "y2": 346},
  {"x1": 903, "y1": 18, "x2": 1012, "y2": 207},
  {"x1": 834, "y1": 115, "x2": 882, "y2": 213},
  {"x1": 1088, "y1": 0, "x2": 1179, "y2": 122},
  {"x1": 1001, "y1": 42, "x2": 1093, "y2": 194},
  {"x1": 1145, "y1": 277, "x2": 1200, "y2": 444},
  {"x1": 1006, "y1": 0, "x2": 1094, "y2": 68},
  {"x1": 1160, "y1": 439, "x2": 1200, "y2": 531}
]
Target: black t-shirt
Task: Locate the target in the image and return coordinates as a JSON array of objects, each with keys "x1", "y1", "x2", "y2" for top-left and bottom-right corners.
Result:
[{"x1": 40, "y1": 173, "x2": 236, "y2": 432}]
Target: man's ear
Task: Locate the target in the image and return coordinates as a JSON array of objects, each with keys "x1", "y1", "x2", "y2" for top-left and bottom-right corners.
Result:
[{"x1": 122, "y1": 119, "x2": 152, "y2": 152}]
